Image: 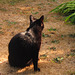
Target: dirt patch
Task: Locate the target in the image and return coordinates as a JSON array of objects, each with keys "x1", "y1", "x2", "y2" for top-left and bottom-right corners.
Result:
[{"x1": 0, "y1": 0, "x2": 75, "y2": 75}]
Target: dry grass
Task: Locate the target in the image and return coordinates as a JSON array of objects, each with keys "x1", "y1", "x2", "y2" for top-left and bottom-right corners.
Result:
[{"x1": 0, "y1": 0, "x2": 75, "y2": 75}]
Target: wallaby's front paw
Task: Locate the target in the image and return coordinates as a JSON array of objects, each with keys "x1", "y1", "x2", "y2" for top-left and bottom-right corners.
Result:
[{"x1": 34, "y1": 68, "x2": 40, "y2": 72}]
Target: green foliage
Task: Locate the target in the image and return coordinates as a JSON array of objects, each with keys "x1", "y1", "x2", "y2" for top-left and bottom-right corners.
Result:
[
  {"x1": 42, "y1": 33, "x2": 51, "y2": 37},
  {"x1": 31, "y1": 11, "x2": 39, "y2": 14},
  {"x1": 61, "y1": 35, "x2": 64, "y2": 38},
  {"x1": 66, "y1": 49, "x2": 75, "y2": 57},
  {"x1": 0, "y1": 0, "x2": 24, "y2": 5},
  {"x1": 71, "y1": 49, "x2": 75, "y2": 52},
  {"x1": 9, "y1": 1, "x2": 16, "y2": 5},
  {"x1": 61, "y1": 35, "x2": 66, "y2": 38},
  {"x1": 51, "y1": 57, "x2": 64, "y2": 63},
  {"x1": 40, "y1": 54, "x2": 47, "y2": 59},
  {"x1": 49, "y1": 1, "x2": 75, "y2": 24},
  {"x1": 5, "y1": 20, "x2": 17, "y2": 26},
  {"x1": 0, "y1": 8, "x2": 7, "y2": 11},
  {"x1": 49, "y1": 47, "x2": 56, "y2": 51},
  {"x1": 70, "y1": 72, "x2": 75, "y2": 75},
  {"x1": 66, "y1": 53, "x2": 75, "y2": 57},
  {"x1": 48, "y1": 27, "x2": 56, "y2": 31},
  {"x1": 0, "y1": 24, "x2": 2, "y2": 25},
  {"x1": 70, "y1": 53, "x2": 75, "y2": 56},
  {"x1": 47, "y1": 0, "x2": 57, "y2": 2},
  {"x1": 0, "y1": 31, "x2": 4, "y2": 34},
  {"x1": 67, "y1": 71, "x2": 75, "y2": 75},
  {"x1": 68, "y1": 33, "x2": 75, "y2": 38},
  {"x1": 44, "y1": 16, "x2": 48, "y2": 22},
  {"x1": 51, "y1": 40, "x2": 60, "y2": 44},
  {"x1": 0, "y1": 27, "x2": 2, "y2": 29}
]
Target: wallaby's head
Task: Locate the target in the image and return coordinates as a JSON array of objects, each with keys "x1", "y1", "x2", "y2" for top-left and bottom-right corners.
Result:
[{"x1": 27, "y1": 15, "x2": 44, "y2": 32}]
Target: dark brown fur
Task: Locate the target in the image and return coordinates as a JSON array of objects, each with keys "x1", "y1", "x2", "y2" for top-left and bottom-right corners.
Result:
[{"x1": 8, "y1": 15, "x2": 44, "y2": 71}]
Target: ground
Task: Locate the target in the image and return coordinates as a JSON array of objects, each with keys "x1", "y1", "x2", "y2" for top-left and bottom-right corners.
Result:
[{"x1": 0, "y1": 0, "x2": 75, "y2": 75}]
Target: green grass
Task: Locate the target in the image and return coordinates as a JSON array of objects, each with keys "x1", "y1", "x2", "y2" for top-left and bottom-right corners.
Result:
[
  {"x1": 71, "y1": 49, "x2": 75, "y2": 52},
  {"x1": 70, "y1": 72, "x2": 75, "y2": 75},
  {"x1": 61, "y1": 35, "x2": 66, "y2": 38},
  {"x1": 67, "y1": 71, "x2": 75, "y2": 75},
  {"x1": 0, "y1": 0, "x2": 38, "y2": 5},
  {"x1": 66, "y1": 53, "x2": 75, "y2": 57},
  {"x1": 0, "y1": 27, "x2": 2, "y2": 29},
  {"x1": 49, "y1": 1, "x2": 75, "y2": 24},
  {"x1": 0, "y1": 24, "x2": 2, "y2": 25},
  {"x1": 0, "y1": 8, "x2": 7, "y2": 11},
  {"x1": 0, "y1": 0, "x2": 24, "y2": 5},
  {"x1": 47, "y1": 3, "x2": 51, "y2": 5},
  {"x1": 40, "y1": 54, "x2": 47, "y2": 59},
  {"x1": 42, "y1": 33, "x2": 51, "y2": 37},
  {"x1": 61, "y1": 34, "x2": 75, "y2": 38},
  {"x1": 61, "y1": 35, "x2": 64, "y2": 38},
  {"x1": 47, "y1": 0, "x2": 57, "y2": 2},
  {"x1": 51, "y1": 0, "x2": 57, "y2": 2},
  {"x1": 49, "y1": 47, "x2": 56, "y2": 51},
  {"x1": 5, "y1": 20, "x2": 17, "y2": 26},
  {"x1": 9, "y1": 1, "x2": 16, "y2": 5},
  {"x1": 44, "y1": 16, "x2": 48, "y2": 22},
  {"x1": 31, "y1": 11, "x2": 39, "y2": 14},
  {"x1": 0, "y1": 31, "x2": 4, "y2": 34},
  {"x1": 51, "y1": 40, "x2": 60, "y2": 44},
  {"x1": 51, "y1": 57, "x2": 64, "y2": 63},
  {"x1": 70, "y1": 53, "x2": 75, "y2": 56},
  {"x1": 68, "y1": 33, "x2": 75, "y2": 38},
  {"x1": 37, "y1": 3, "x2": 44, "y2": 6},
  {"x1": 31, "y1": 8, "x2": 39, "y2": 15},
  {"x1": 48, "y1": 27, "x2": 56, "y2": 31}
]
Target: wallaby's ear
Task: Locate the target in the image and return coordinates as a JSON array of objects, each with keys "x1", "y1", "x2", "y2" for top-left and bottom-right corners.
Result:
[
  {"x1": 40, "y1": 15, "x2": 44, "y2": 28},
  {"x1": 40, "y1": 15, "x2": 44, "y2": 23},
  {"x1": 30, "y1": 15, "x2": 36, "y2": 24}
]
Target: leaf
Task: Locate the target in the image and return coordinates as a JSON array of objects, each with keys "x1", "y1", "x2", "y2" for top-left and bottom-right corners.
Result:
[
  {"x1": 0, "y1": 31, "x2": 4, "y2": 34},
  {"x1": 49, "y1": 3, "x2": 64, "y2": 13},
  {"x1": 40, "y1": 54, "x2": 47, "y2": 59},
  {"x1": 57, "y1": 57, "x2": 64, "y2": 60},
  {"x1": 70, "y1": 53, "x2": 75, "y2": 56},
  {"x1": 49, "y1": 47, "x2": 56, "y2": 51},
  {"x1": 5, "y1": 20, "x2": 17, "y2": 25},
  {"x1": 51, "y1": 60, "x2": 55, "y2": 63},
  {"x1": 65, "y1": 13, "x2": 75, "y2": 22},
  {"x1": 48, "y1": 27, "x2": 56, "y2": 31},
  {"x1": 52, "y1": 57, "x2": 64, "y2": 63},
  {"x1": 0, "y1": 8, "x2": 7, "y2": 11},
  {"x1": 0, "y1": 27, "x2": 2, "y2": 29},
  {"x1": 31, "y1": 11, "x2": 39, "y2": 14},
  {"x1": 68, "y1": 33, "x2": 75, "y2": 38},
  {"x1": 0, "y1": 24, "x2": 2, "y2": 25},
  {"x1": 61, "y1": 35, "x2": 64, "y2": 38},
  {"x1": 71, "y1": 49, "x2": 75, "y2": 52},
  {"x1": 42, "y1": 33, "x2": 50, "y2": 37},
  {"x1": 51, "y1": 40, "x2": 60, "y2": 44},
  {"x1": 49, "y1": 1, "x2": 75, "y2": 24}
]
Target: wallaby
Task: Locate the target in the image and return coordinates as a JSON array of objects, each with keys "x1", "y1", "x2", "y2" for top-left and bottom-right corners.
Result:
[{"x1": 8, "y1": 15, "x2": 44, "y2": 71}]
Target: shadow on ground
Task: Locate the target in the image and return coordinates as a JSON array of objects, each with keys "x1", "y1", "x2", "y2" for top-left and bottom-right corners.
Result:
[{"x1": 0, "y1": 60, "x2": 34, "y2": 75}]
